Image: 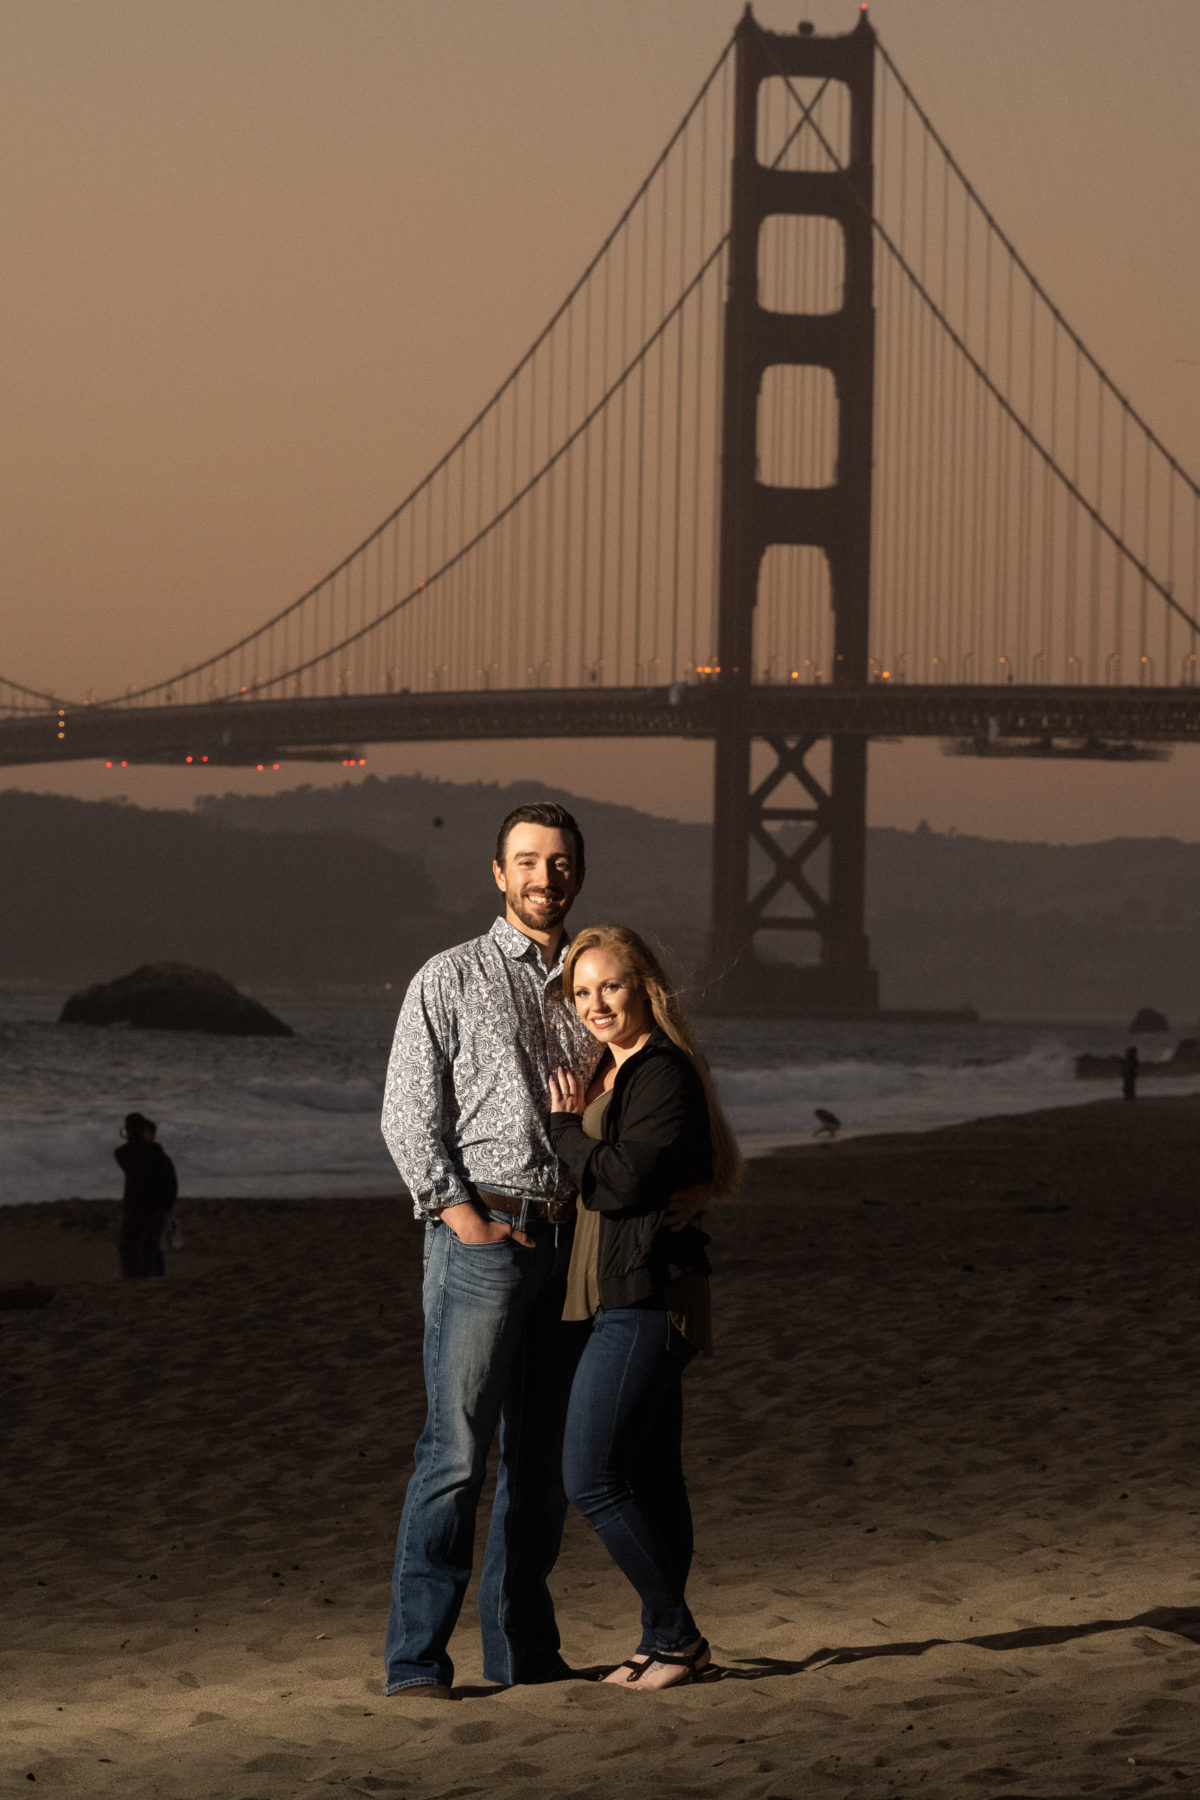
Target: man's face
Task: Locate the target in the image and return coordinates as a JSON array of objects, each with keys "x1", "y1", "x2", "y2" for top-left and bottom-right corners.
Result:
[{"x1": 493, "y1": 824, "x2": 582, "y2": 936}]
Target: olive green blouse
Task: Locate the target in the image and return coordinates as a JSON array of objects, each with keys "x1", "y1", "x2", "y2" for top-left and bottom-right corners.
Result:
[{"x1": 562, "y1": 1090, "x2": 611, "y2": 1322}]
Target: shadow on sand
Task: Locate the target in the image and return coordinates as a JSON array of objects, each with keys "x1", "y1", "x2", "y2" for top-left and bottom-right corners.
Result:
[{"x1": 720, "y1": 1603, "x2": 1200, "y2": 1679}]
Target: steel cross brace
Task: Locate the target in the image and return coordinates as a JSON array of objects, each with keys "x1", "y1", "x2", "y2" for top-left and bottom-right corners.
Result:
[{"x1": 745, "y1": 735, "x2": 833, "y2": 931}]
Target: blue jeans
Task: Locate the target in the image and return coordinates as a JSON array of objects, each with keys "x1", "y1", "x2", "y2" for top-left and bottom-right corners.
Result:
[
  {"x1": 562, "y1": 1306, "x2": 699, "y2": 1655},
  {"x1": 383, "y1": 1216, "x2": 579, "y2": 1692}
]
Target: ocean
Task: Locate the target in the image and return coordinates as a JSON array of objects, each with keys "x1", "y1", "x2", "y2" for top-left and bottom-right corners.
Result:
[{"x1": 1, "y1": 984, "x2": 1195, "y2": 1208}]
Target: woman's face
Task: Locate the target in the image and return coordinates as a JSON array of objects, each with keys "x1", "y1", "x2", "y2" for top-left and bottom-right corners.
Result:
[{"x1": 571, "y1": 947, "x2": 650, "y2": 1052}]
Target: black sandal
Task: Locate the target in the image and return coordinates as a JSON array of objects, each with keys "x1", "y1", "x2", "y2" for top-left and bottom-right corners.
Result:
[{"x1": 618, "y1": 1637, "x2": 714, "y2": 1686}]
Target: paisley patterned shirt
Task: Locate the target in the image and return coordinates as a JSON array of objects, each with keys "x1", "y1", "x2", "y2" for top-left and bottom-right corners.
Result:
[{"x1": 381, "y1": 916, "x2": 602, "y2": 1221}]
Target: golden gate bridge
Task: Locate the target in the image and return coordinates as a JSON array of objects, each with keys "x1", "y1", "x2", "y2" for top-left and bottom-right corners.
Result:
[{"x1": 3, "y1": 9, "x2": 1198, "y2": 1010}]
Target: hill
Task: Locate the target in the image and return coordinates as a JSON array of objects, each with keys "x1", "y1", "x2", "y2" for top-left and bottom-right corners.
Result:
[
  {"x1": 201, "y1": 777, "x2": 1200, "y2": 1019},
  {"x1": 0, "y1": 790, "x2": 451, "y2": 988},
  {"x1": 4, "y1": 779, "x2": 1199, "y2": 1019},
  {"x1": 199, "y1": 774, "x2": 711, "y2": 944}
]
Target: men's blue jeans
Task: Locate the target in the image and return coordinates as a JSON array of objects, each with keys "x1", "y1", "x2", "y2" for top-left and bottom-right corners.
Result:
[
  {"x1": 562, "y1": 1306, "x2": 699, "y2": 1656},
  {"x1": 383, "y1": 1215, "x2": 578, "y2": 1693}
]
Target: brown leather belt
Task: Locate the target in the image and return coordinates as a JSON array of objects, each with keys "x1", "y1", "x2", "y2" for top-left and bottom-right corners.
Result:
[{"x1": 476, "y1": 1188, "x2": 575, "y2": 1227}]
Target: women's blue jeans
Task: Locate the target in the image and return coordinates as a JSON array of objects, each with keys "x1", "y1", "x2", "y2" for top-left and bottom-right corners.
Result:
[{"x1": 562, "y1": 1305, "x2": 699, "y2": 1655}]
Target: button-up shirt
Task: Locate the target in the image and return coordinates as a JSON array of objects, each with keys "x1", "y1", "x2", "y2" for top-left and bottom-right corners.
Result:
[{"x1": 381, "y1": 916, "x2": 603, "y2": 1221}]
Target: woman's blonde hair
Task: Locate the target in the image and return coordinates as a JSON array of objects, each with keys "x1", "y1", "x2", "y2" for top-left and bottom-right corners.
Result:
[{"x1": 563, "y1": 924, "x2": 742, "y2": 1199}]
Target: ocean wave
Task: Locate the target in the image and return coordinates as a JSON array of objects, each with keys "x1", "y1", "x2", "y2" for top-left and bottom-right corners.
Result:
[
  {"x1": 1, "y1": 1001, "x2": 1194, "y2": 1206},
  {"x1": 242, "y1": 1077, "x2": 382, "y2": 1114},
  {"x1": 712, "y1": 1040, "x2": 1075, "y2": 1109}
]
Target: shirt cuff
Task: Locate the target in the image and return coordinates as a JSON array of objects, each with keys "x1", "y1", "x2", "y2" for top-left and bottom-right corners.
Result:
[{"x1": 413, "y1": 1183, "x2": 474, "y2": 1221}]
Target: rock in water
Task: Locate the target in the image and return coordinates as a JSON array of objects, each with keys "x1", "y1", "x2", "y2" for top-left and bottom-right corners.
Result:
[
  {"x1": 59, "y1": 963, "x2": 292, "y2": 1036},
  {"x1": 1129, "y1": 1006, "x2": 1169, "y2": 1032}
]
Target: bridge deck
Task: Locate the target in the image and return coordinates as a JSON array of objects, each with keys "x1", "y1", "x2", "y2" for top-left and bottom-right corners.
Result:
[{"x1": 2, "y1": 685, "x2": 1199, "y2": 768}]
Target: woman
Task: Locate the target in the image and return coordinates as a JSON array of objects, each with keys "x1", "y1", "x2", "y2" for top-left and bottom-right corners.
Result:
[{"x1": 548, "y1": 925, "x2": 740, "y2": 1691}]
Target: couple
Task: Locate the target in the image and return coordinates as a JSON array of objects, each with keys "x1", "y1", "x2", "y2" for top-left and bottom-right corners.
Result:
[{"x1": 380, "y1": 801, "x2": 740, "y2": 1698}]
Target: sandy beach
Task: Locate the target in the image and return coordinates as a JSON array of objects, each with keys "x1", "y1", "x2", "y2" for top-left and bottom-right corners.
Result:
[{"x1": 4, "y1": 1092, "x2": 1200, "y2": 1798}]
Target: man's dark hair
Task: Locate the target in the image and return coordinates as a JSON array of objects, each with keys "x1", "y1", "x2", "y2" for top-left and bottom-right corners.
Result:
[{"x1": 495, "y1": 802, "x2": 585, "y2": 877}]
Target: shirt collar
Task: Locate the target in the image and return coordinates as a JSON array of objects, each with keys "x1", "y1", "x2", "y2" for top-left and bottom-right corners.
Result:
[{"x1": 489, "y1": 914, "x2": 570, "y2": 976}]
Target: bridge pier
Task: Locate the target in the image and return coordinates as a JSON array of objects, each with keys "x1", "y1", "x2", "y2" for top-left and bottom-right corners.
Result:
[{"x1": 705, "y1": 7, "x2": 879, "y2": 1016}]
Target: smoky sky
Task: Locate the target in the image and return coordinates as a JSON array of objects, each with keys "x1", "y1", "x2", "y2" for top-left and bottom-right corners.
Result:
[{"x1": 2, "y1": 0, "x2": 1197, "y2": 839}]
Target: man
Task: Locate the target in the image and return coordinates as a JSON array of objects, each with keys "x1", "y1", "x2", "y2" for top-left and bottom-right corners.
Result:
[{"x1": 379, "y1": 801, "x2": 601, "y2": 1697}]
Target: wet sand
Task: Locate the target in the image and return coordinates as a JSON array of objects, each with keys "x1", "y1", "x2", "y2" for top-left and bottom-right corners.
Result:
[{"x1": 4, "y1": 1093, "x2": 1200, "y2": 1797}]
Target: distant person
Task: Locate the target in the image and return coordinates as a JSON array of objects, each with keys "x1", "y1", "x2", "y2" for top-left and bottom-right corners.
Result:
[
  {"x1": 114, "y1": 1113, "x2": 177, "y2": 1279},
  {"x1": 813, "y1": 1108, "x2": 841, "y2": 1139},
  {"x1": 1121, "y1": 1045, "x2": 1139, "y2": 1103}
]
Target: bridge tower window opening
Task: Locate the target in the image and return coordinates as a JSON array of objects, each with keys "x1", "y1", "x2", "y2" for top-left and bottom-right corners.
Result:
[
  {"x1": 757, "y1": 75, "x2": 850, "y2": 175},
  {"x1": 755, "y1": 546, "x2": 832, "y2": 690},
  {"x1": 758, "y1": 365, "x2": 838, "y2": 492},
  {"x1": 759, "y1": 214, "x2": 843, "y2": 317}
]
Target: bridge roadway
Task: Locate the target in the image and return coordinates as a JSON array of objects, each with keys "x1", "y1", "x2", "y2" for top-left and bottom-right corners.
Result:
[{"x1": 3, "y1": 684, "x2": 1200, "y2": 767}]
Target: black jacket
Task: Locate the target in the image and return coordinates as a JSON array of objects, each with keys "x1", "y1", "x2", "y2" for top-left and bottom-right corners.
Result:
[
  {"x1": 548, "y1": 1028, "x2": 712, "y2": 1309},
  {"x1": 114, "y1": 1140, "x2": 178, "y2": 1225}
]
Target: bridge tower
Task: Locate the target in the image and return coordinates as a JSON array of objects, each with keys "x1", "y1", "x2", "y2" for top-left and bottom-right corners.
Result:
[{"x1": 707, "y1": 6, "x2": 879, "y2": 1014}]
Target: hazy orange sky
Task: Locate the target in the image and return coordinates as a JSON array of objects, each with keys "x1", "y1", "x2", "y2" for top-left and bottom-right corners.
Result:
[{"x1": 3, "y1": 0, "x2": 1198, "y2": 840}]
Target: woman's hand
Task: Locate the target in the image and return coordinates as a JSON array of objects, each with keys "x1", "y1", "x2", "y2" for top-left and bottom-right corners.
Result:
[{"x1": 549, "y1": 1066, "x2": 587, "y2": 1115}]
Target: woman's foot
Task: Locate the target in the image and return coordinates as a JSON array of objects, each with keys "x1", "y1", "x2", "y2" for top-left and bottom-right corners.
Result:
[{"x1": 603, "y1": 1637, "x2": 712, "y2": 1690}]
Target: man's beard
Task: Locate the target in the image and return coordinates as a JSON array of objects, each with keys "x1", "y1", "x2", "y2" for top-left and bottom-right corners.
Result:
[{"x1": 507, "y1": 889, "x2": 570, "y2": 933}]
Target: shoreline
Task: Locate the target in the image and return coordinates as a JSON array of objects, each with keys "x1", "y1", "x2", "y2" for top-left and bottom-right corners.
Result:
[
  {"x1": 5, "y1": 1000, "x2": 1198, "y2": 1213},
  {"x1": 4, "y1": 1090, "x2": 1200, "y2": 1797},
  {"x1": 4, "y1": 1081, "x2": 1196, "y2": 1231}
]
